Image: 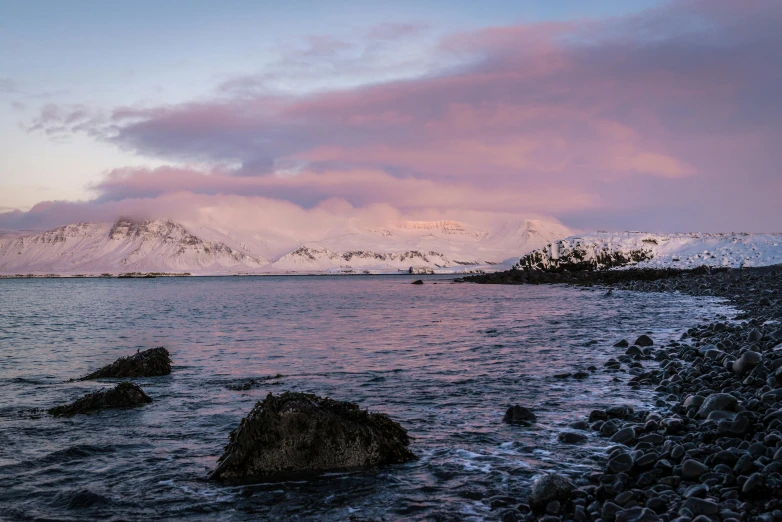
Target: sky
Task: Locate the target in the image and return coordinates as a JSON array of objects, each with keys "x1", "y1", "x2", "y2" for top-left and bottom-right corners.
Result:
[{"x1": 1, "y1": 0, "x2": 780, "y2": 233}]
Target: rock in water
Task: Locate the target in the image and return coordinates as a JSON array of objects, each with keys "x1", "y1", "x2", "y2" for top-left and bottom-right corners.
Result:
[
  {"x1": 528, "y1": 473, "x2": 575, "y2": 511},
  {"x1": 78, "y1": 347, "x2": 172, "y2": 380},
  {"x1": 48, "y1": 382, "x2": 152, "y2": 416},
  {"x1": 634, "y1": 335, "x2": 654, "y2": 347},
  {"x1": 411, "y1": 280, "x2": 424, "y2": 285},
  {"x1": 503, "y1": 405, "x2": 537, "y2": 424},
  {"x1": 209, "y1": 392, "x2": 415, "y2": 480}
]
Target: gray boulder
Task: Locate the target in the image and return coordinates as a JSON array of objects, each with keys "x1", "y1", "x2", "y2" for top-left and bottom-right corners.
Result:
[
  {"x1": 732, "y1": 351, "x2": 762, "y2": 376},
  {"x1": 528, "y1": 473, "x2": 575, "y2": 511},
  {"x1": 209, "y1": 392, "x2": 415, "y2": 480},
  {"x1": 696, "y1": 393, "x2": 738, "y2": 419}
]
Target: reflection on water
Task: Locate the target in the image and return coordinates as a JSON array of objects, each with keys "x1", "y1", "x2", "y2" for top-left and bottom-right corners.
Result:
[{"x1": 0, "y1": 276, "x2": 733, "y2": 520}]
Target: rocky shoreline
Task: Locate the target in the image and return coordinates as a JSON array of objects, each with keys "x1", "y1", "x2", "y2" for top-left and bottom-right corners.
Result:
[{"x1": 469, "y1": 265, "x2": 782, "y2": 522}]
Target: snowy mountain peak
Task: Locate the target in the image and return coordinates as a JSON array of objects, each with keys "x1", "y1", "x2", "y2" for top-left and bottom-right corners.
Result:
[
  {"x1": 0, "y1": 218, "x2": 267, "y2": 275},
  {"x1": 400, "y1": 220, "x2": 465, "y2": 232}
]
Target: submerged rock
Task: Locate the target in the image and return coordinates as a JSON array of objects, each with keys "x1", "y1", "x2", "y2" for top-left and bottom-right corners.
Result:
[
  {"x1": 209, "y1": 392, "x2": 415, "y2": 480},
  {"x1": 48, "y1": 382, "x2": 152, "y2": 416},
  {"x1": 78, "y1": 347, "x2": 172, "y2": 380},
  {"x1": 503, "y1": 405, "x2": 537, "y2": 424},
  {"x1": 411, "y1": 279, "x2": 424, "y2": 285}
]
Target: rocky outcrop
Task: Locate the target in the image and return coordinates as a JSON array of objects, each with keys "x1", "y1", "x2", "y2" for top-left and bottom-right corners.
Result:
[
  {"x1": 209, "y1": 392, "x2": 416, "y2": 480},
  {"x1": 48, "y1": 382, "x2": 152, "y2": 416},
  {"x1": 78, "y1": 347, "x2": 171, "y2": 380}
]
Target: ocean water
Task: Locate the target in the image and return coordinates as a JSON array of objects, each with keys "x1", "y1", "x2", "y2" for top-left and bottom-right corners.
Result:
[{"x1": 0, "y1": 276, "x2": 734, "y2": 521}]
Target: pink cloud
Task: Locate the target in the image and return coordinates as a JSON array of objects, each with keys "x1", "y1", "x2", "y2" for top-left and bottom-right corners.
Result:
[{"x1": 16, "y1": 0, "x2": 782, "y2": 232}]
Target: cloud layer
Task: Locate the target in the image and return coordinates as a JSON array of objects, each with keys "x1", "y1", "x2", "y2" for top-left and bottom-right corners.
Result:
[{"x1": 6, "y1": 0, "x2": 782, "y2": 232}]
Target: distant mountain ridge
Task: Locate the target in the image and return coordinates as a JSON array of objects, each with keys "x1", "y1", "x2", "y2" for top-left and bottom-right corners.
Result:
[
  {"x1": 0, "y1": 217, "x2": 571, "y2": 275},
  {"x1": 516, "y1": 232, "x2": 782, "y2": 272}
]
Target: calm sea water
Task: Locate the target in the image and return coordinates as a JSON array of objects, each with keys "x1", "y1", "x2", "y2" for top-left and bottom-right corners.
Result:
[{"x1": 0, "y1": 276, "x2": 733, "y2": 521}]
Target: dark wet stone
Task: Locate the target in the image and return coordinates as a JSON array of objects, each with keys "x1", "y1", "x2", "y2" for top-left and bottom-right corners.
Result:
[
  {"x1": 635, "y1": 335, "x2": 654, "y2": 347},
  {"x1": 682, "y1": 497, "x2": 719, "y2": 516},
  {"x1": 545, "y1": 500, "x2": 561, "y2": 515},
  {"x1": 225, "y1": 374, "x2": 284, "y2": 391},
  {"x1": 601, "y1": 420, "x2": 620, "y2": 437},
  {"x1": 48, "y1": 382, "x2": 152, "y2": 416},
  {"x1": 683, "y1": 395, "x2": 705, "y2": 410},
  {"x1": 607, "y1": 453, "x2": 634, "y2": 474},
  {"x1": 615, "y1": 507, "x2": 660, "y2": 522},
  {"x1": 528, "y1": 473, "x2": 575, "y2": 511},
  {"x1": 558, "y1": 431, "x2": 587, "y2": 444},
  {"x1": 503, "y1": 405, "x2": 537, "y2": 424},
  {"x1": 606, "y1": 405, "x2": 633, "y2": 419},
  {"x1": 602, "y1": 501, "x2": 622, "y2": 521},
  {"x1": 748, "y1": 329, "x2": 763, "y2": 342},
  {"x1": 646, "y1": 497, "x2": 667, "y2": 514},
  {"x1": 718, "y1": 415, "x2": 750, "y2": 435},
  {"x1": 732, "y1": 351, "x2": 762, "y2": 376},
  {"x1": 681, "y1": 459, "x2": 709, "y2": 480},
  {"x1": 78, "y1": 346, "x2": 171, "y2": 380},
  {"x1": 209, "y1": 392, "x2": 415, "y2": 480},
  {"x1": 626, "y1": 346, "x2": 643, "y2": 356},
  {"x1": 610, "y1": 427, "x2": 637, "y2": 445},
  {"x1": 614, "y1": 340, "x2": 630, "y2": 348},
  {"x1": 741, "y1": 472, "x2": 768, "y2": 498},
  {"x1": 411, "y1": 279, "x2": 424, "y2": 285},
  {"x1": 697, "y1": 393, "x2": 738, "y2": 419},
  {"x1": 683, "y1": 484, "x2": 708, "y2": 499},
  {"x1": 634, "y1": 452, "x2": 658, "y2": 469},
  {"x1": 569, "y1": 420, "x2": 589, "y2": 430}
]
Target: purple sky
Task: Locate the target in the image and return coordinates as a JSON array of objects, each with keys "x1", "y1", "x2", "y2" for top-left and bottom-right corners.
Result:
[{"x1": 1, "y1": 0, "x2": 780, "y2": 232}]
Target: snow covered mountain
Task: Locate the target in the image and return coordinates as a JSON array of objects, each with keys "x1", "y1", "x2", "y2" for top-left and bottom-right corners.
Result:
[
  {"x1": 0, "y1": 217, "x2": 571, "y2": 276},
  {"x1": 0, "y1": 220, "x2": 266, "y2": 275},
  {"x1": 516, "y1": 232, "x2": 782, "y2": 272}
]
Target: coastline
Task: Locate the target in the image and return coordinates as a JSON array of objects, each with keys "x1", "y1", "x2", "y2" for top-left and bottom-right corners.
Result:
[{"x1": 471, "y1": 265, "x2": 782, "y2": 521}]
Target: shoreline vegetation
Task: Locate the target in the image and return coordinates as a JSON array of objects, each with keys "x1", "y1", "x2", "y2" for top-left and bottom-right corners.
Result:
[{"x1": 466, "y1": 264, "x2": 782, "y2": 521}]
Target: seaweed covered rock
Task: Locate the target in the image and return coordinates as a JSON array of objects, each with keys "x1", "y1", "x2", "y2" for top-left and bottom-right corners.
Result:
[
  {"x1": 78, "y1": 347, "x2": 171, "y2": 380},
  {"x1": 209, "y1": 392, "x2": 416, "y2": 480},
  {"x1": 48, "y1": 382, "x2": 152, "y2": 416}
]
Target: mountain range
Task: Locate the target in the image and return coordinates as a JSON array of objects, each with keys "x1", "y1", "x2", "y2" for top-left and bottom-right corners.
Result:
[{"x1": 0, "y1": 217, "x2": 571, "y2": 275}]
